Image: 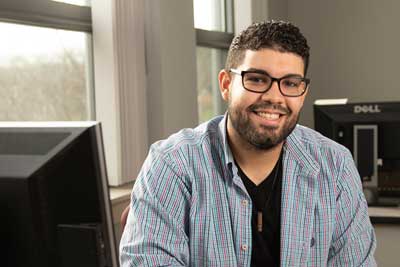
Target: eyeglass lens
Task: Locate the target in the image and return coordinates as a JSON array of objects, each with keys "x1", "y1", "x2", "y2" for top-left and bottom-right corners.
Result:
[{"x1": 243, "y1": 72, "x2": 306, "y2": 96}]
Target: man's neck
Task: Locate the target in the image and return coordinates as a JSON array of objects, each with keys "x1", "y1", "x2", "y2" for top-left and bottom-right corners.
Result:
[{"x1": 227, "y1": 120, "x2": 283, "y2": 185}]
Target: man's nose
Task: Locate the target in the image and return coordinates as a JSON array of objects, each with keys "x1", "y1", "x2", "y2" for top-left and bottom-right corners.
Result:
[{"x1": 261, "y1": 80, "x2": 284, "y2": 103}]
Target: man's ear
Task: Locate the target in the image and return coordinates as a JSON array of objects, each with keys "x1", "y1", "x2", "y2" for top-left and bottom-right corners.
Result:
[{"x1": 218, "y1": 69, "x2": 231, "y2": 102}]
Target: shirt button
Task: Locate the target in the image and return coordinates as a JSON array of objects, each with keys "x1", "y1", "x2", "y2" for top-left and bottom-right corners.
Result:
[
  {"x1": 241, "y1": 244, "x2": 248, "y2": 251},
  {"x1": 242, "y1": 200, "x2": 248, "y2": 206},
  {"x1": 310, "y1": 237, "x2": 315, "y2": 247}
]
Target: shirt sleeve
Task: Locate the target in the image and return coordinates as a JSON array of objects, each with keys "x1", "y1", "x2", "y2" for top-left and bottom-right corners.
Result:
[
  {"x1": 328, "y1": 151, "x2": 377, "y2": 266},
  {"x1": 119, "y1": 146, "x2": 191, "y2": 267}
]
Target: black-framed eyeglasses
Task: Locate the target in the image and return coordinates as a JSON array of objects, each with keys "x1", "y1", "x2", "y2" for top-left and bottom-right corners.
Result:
[{"x1": 229, "y1": 68, "x2": 310, "y2": 97}]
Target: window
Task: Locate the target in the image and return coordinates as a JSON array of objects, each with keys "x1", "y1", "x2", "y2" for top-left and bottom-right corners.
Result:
[
  {"x1": 193, "y1": 0, "x2": 233, "y2": 33},
  {"x1": 196, "y1": 47, "x2": 227, "y2": 122},
  {"x1": 194, "y1": 0, "x2": 234, "y2": 123},
  {"x1": 0, "y1": 0, "x2": 93, "y2": 121},
  {"x1": 0, "y1": 22, "x2": 92, "y2": 121}
]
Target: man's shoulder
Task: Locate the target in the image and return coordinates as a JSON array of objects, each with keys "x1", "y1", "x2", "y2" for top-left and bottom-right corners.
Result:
[
  {"x1": 289, "y1": 125, "x2": 360, "y2": 192},
  {"x1": 151, "y1": 116, "x2": 224, "y2": 155},
  {"x1": 291, "y1": 124, "x2": 350, "y2": 155}
]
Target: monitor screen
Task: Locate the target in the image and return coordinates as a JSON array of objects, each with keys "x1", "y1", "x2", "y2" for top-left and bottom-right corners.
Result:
[
  {"x1": 314, "y1": 101, "x2": 400, "y2": 205},
  {"x1": 0, "y1": 121, "x2": 118, "y2": 267}
]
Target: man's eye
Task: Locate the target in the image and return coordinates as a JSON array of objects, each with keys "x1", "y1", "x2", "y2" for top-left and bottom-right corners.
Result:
[
  {"x1": 245, "y1": 75, "x2": 268, "y2": 83},
  {"x1": 283, "y1": 79, "x2": 301, "y2": 87},
  {"x1": 249, "y1": 77, "x2": 265, "y2": 83}
]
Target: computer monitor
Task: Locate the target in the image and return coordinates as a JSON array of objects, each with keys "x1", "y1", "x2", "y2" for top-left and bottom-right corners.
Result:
[
  {"x1": 0, "y1": 121, "x2": 118, "y2": 267},
  {"x1": 313, "y1": 100, "x2": 400, "y2": 206}
]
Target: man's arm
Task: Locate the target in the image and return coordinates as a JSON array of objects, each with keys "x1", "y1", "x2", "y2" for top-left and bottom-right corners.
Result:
[
  {"x1": 120, "y1": 205, "x2": 130, "y2": 232},
  {"x1": 328, "y1": 151, "x2": 377, "y2": 266},
  {"x1": 119, "y1": 147, "x2": 191, "y2": 267}
]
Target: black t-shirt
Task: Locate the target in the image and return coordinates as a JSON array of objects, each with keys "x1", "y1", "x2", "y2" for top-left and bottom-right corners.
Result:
[{"x1": 236, "y1": 158, "x2": 282, "y2": 267}]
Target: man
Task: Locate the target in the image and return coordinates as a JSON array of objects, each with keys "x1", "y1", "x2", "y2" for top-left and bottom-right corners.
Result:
[{"x1": 120, "y1": 20, "x2": 376, "y2": 266}]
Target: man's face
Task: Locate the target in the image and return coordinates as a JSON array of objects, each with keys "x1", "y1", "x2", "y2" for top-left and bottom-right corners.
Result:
[{"x1": 219, "y1": 48, "x2": 308, "y2": 150}]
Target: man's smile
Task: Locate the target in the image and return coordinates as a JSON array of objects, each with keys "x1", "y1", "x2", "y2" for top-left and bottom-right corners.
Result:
[{"x1": 256, "y1": 111, "x2": 280, "y2": 120}]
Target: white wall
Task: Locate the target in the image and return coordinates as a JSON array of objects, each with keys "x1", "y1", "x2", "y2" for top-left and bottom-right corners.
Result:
[
  {"x1": 288, "y1": 0, "x2": 400, "y2": 127},
  {"x1": 373, "y1": 224, "x2": 400, "y2": 267},
  {"x1": 145, "y1": 0, "x2": 198, "y2": 144},
  {"x1": 267, "y1": 0, "x2": 287, "y2": 20},
  {"x1": 235, "y1": 0, "x2": 288, "y2": 34}
]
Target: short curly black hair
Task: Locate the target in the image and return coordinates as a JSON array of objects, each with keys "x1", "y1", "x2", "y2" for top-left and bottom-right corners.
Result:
[{"x1": 225, "y1": 20, "x2": 310, "y2": 75}]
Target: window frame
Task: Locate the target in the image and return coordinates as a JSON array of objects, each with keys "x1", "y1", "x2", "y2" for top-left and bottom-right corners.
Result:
[
  {"x1": 0, "y1": 0, "x2": 91, "y2": 32},
  {"x1": 196, "y1": 29, "x2": 233, "y2": 50},
  {"x1": 194, "y1": 0, "x2": 234, "y2": 122}
]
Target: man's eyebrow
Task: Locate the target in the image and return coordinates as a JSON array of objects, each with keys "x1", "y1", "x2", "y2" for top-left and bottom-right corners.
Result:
[
  {"x1": 245, "y1": 68, "x2": 269, "y2": 75},
  {"x1": 245, "y1": 68, "x2": 304, "y2": 78}
]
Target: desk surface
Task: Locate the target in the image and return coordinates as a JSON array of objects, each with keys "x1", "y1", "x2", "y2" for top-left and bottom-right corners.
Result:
[
  {"x1": 369, "y1": 207, "x2": 400, "y2": 218},
  {"x1": 369, "y1": 206, "x2": 400, "y2": 224},
  {"x1": 109, "y1": 183, "x2": 133, "y2": 205}
]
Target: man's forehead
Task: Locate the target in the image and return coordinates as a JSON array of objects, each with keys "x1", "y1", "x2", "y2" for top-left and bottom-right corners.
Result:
[
  {"x1": 243, "y1": 48, "x2": 302, "y2": 59},
  {"x1": 239, "y1": 48, "x2": 305, "y2": 74}
]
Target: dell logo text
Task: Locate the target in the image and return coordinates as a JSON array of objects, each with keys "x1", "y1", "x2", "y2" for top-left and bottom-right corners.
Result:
[{"x1": 353, "y1": 105, "x2": 381, "y2": 114}]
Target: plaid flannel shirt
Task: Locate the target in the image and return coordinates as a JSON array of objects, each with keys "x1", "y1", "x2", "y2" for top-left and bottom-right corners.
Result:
[{"x1": 120, "y1": 115, "x2": 376, "y2": 266}]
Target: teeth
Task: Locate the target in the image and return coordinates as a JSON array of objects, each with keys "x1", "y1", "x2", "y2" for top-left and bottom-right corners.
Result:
[{"x1": 257, "y1": 112, "x2": 280, "y2": 120}]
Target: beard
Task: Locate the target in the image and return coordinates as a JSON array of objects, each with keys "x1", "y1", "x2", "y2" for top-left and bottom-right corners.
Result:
[{"x1": 228, "y1": 101, "x2": 299, "y2": 150}]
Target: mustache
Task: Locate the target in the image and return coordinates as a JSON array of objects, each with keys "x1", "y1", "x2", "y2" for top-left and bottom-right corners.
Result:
[{"x1": 248, "y1": 102, "x2": 290, "y2": 114}]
